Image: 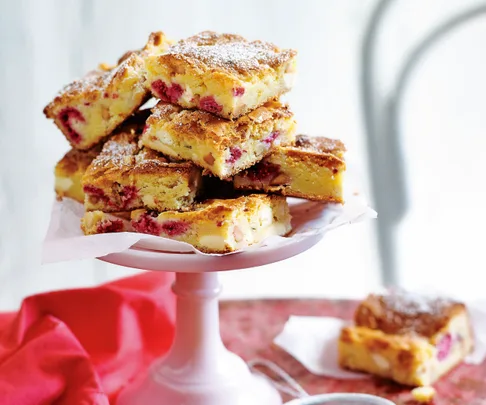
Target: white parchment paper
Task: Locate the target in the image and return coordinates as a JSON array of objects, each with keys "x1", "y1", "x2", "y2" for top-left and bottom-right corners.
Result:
[
  {"x1": 42, "y1": 194, "x2": 376, "y2": 264},
  {"x1": 274, "y1": 301, "x2": 486, "y2": 380}
]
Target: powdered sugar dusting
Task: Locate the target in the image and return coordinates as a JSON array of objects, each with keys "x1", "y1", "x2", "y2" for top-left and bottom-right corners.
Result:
[
  {"x1": 93, "y1": 135, "x2": 138, "y2": 168},
  {"x1": 295, "y1": 135, "x2": 346, "y2": 155},
  {"x1": 63, "y1": 69, "x2": 117, "y2": 95},
  {"x1": 382, "y1": 289, "x2": 453, "y2": 316},
  {"x1": 167, "y1": 31, "x2": 296, "y2": 75}
]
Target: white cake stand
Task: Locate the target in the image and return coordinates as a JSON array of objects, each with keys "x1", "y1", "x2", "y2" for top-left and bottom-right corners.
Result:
[{"x1": 100, "y1": 232, "x2": 324, "y2": 405}]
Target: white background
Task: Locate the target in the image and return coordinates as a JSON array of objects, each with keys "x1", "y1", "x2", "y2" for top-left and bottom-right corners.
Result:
[{"x1": 0, "y1": 0, "x2": 485, "y2": 310}]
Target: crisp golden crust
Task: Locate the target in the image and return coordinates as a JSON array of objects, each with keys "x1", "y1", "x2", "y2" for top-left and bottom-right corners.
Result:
[
  {"x1": 44, "y1": 32, "x2": 169, "y2": 113},
  {"x1": 147, "y1": 100, "x2": 293, "y2": 150},
  {"x1": 280, "y1": 135, "x2": 346, "y2": 172},
  {"x1": 354, "y1": 292, "x2": 466, "y2": 338},
  {"x1": 155, "y1": 31, "x2": 296, "y2": 78},
  {"x1": 192, "y1": 194, "x2": 260, "y2": 222},
  {"x1": 44, "y1": 32, "x2": 172, "y2": 149},
  {"x1": 294, "y1": 134, "x2": 346, "y2": 156},
  {"x1": 55, "y1": 146, "x2": 101, "y2": 179},
  {"x1": 257, "y1": 187, "x2": 344, "y2": 203}
]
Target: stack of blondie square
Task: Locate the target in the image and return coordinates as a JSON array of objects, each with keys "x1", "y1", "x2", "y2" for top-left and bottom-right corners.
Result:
[{"x1": 46, "y1": 30, "x2": 346, "y2": 253}]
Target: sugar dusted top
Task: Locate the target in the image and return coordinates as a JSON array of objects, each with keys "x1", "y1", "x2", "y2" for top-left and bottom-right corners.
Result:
[
  {"x1": 294, "y1": 135, "x2": 346, "y2": 156},
  {"x1": 44, "y1": 32, "x2": 170, "y2": 115},
  {"x1": 382, "y1": 290, "x2": 453, "y2": 316},
  {"x1": 354, "y1": 290, "x2": 465, "y2": 338},
  {"x1": 191, "y1": 194, "x2": 283, "y2": 221},
  {"x1": 85, "y1": 110, "x2": 192, "y2": 178},
  {"x1": 163, "y1": 31, "x2": 297, "y2": 76},
  {"x1": 279, "y1": 135, "x2": 346, "y2": 171},
  {"x1": 145, "y1": 100, "x2": 293, "y2": 149}
]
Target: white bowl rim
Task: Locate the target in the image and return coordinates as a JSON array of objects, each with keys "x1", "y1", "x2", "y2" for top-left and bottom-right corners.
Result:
[{"x1": 285, "y1": 393, "x2": 395, "y2": 405}]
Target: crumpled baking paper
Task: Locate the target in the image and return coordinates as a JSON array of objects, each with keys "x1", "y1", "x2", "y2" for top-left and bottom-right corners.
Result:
[
  {"x1": 42, "y1": 194, "x2": 376, "y2": 264},
  {"x1": 274, "y1": 301, "x2": 486, "y2": 380}
]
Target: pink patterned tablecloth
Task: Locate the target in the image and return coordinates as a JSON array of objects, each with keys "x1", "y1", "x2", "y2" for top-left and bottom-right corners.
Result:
[{"x1": 220, "y1": 299, "x2": 486, "y2": 405}]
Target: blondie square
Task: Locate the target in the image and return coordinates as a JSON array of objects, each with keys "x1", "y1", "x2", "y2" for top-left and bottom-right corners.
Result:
[
  {"x1": 82, "y1": 112, "x2": 202, "y2": 212},
  {"x1": 142, "y1": 101, "x2": 296, "y2": 179},
  {"x1": 44, "y1": 32, "x2": 172, "y2": 150},
  {"x1": 130, "y1": 194, "x2": 291, "y2": 253},
  {"x1": 145, "y1": 31, "x2": 297, "y2": 119},
  {"x1": 234, "y1": 135, "x2": 345, "y2": 202},
  {"x1": 338, "y1": 291, "x2": 474, "y2": 386}
]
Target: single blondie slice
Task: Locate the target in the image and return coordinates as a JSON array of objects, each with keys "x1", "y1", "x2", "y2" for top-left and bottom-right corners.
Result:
[
  {"x1": 82, "y1": 211, "x2": 133, "y2": 234},
  {"x1": 338, "y1": 291, "x2": 474, "y2": 386},
  {"x1": 145, "y1": 31, "x2": 297, "y2": 119},
  {"x1": 55, "y1": 146, "x2": 101, "y2": 203},
  {"x1": 44, "y1": 31, "x2": 172, "y2": 150},
  {"x1": 234, "y1": 135, "x2": 346, "y2": 203},
  {"x1": 130, "y1": 194, "x2": 291, "y2": 253},
  {"x1": 82, "y1": 113, "x2": 202, "y2": 213},
  {"x1": 142, "y1": 101, "x2": 296, "y2": 179}
]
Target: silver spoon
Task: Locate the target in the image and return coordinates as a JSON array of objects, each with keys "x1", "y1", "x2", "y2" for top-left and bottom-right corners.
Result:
[{"x1": 286, "y1": 393, "x2": 395, "y2": 404}]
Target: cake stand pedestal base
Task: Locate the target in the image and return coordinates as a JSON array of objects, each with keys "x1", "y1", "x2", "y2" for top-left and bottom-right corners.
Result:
[
  {"x1": 117, "y1": 271, "x2": 281, "y2": 405},
  {"x1": 103, "y1": 235, "x2": 325, "y2": 405}
]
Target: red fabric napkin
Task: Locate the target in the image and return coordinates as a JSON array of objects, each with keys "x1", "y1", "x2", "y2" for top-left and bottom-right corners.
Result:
[{"x1": 0, "y1": 272, "x2": 176, "y2": 405}]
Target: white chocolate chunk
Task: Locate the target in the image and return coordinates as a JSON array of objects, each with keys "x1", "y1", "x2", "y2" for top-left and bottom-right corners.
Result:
[
  {"x1": 371, "y1": 354, "x2": 390, "y2": 371},
  {"x1": 200, "y1": 235, "x2": 226, "y2": 251},
  {"x1": 55, "y1": 176, "x2": 74, "y2": 191}
]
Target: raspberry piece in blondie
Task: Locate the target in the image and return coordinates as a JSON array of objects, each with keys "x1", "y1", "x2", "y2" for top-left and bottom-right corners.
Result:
[
  {"x1": 82, "y1": 112, "x2": 202, "y2": 213},
  {"x1": 145, "y1": 31, "x2": 297, "y2": 119},
  {"x1": 81, "y1": 211, "x2": 133, "y2": 234},
  {"x1": 142, "y1": 101, "x2": 296, "y2": 179},
  {"x1": 55, "y1": 145, "x2": 102, "y2": 203},
  {"x1": 338, "y1": 291, "x2": 474, "y2": 386},
  {"x1": 130, "y1": 194, "x2": 291, "y2": 253},
  {"x1": 44, "y1": 32, "x2": 172, "y2": 150},
  {"x1": 234, "y1": 135, "x2": 346, "y2": 203}
]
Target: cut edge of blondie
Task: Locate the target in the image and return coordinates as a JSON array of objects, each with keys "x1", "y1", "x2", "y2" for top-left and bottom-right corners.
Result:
[
  {"x1": 82, "y1": 113, "x2": 202, "y2": 212},
  {"x1": 81, "y1": 211, "x2": 133, "y2": 235},
  {"x1": 233, "y1": 135, "x2": 346, "y2": 202},
  {"x1": 130, "y1": 194, "x2": 292, "y2": 253},
  {"x1": 142, "y1": 100, "x2": 297, "y2": 179},
  {"x1": 338, "y1": 291, "x2": 475, "y2": 386}
]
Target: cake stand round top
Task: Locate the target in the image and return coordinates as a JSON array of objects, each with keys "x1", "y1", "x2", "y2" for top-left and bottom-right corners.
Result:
[{"x1": 99, "y1": 231, "x2": 323, "y2": 272}]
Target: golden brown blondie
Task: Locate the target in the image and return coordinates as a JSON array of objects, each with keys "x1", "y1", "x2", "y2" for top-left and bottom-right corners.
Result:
[
  {"x1": 142, "y1": 101, "x2": 296, "y2": 179},
  {"x1": 44, "y1": 32, "x2": 172, "y2": 150},
  {"x1": 82, "y1": 112, "x2": 202, "y2": 212},
  {"x1": 339, "y1": 291, "x2": 474, "y2": 386},
  {"x1": 234, "y1": 135, "x2": 345, "y2": 203},
  {"x1": 145, "y1": 31, "x2": 297, "y2": 119},
  {"x1": 130, "y1": 194, "x2": 291, "y2": 253}
]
